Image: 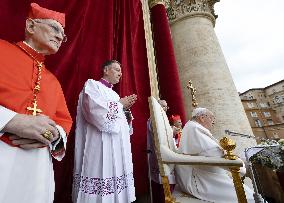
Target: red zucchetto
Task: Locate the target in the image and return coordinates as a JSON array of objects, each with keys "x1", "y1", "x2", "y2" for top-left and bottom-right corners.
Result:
[
  {"x1": 28, "y1": 3, "x2": 65, "y2": 28},
  {"x1": 170, "y1": 114, "x2": 181, "y2": 123}
]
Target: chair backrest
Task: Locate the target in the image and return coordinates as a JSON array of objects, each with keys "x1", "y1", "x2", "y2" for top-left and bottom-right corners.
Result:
[{"x1": 148, "y1": 96, "x2": 176, "y2": 177}]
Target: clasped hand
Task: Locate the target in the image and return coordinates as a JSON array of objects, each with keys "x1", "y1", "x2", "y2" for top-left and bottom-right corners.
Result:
[{"x1": 3, "y1": 114, "x2": 59, "y2": 149}]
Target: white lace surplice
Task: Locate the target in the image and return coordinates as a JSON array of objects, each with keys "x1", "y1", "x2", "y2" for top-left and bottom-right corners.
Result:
[{"x1": 72, "y1": 79, "x2": 135, "y2": 203}]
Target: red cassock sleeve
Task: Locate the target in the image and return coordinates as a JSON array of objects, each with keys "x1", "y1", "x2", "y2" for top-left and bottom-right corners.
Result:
[{"x1": 52, "y1": 83, "x2": 73, "y2": 135}]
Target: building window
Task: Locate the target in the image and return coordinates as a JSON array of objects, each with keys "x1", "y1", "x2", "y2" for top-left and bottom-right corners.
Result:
[
  {"x1": 263, "y1": 112, "x2": 271, "y2": 117},
  {"x1": 249, "y1": 96, "x2": 254, "y2": 99},
  {"x1": 247, "y1": 103, "x2": 255, "y2": 108},
  {"x1": 250, "y1": 112, "x2": 257, "y2": 117},
  {"x1": 273, "y1": 132, "x2": 279, "y2": 139},
  {"x1": 274, "y1": 95, "x2": 283, "y2": 104},
  {"x1": 255, "y1": 119, "x2": 262, "y2": 127},
  {"x1": 260, "y1": 103, "x2": 268, "y2": 108},
  {"x1": 267, "y1": 119, "x2": 274, "y2": 125}
]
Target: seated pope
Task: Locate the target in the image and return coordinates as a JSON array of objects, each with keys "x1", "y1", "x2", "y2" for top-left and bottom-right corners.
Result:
[{"x1": 175, "y1": 107, "x2": 255, "y2": 203}]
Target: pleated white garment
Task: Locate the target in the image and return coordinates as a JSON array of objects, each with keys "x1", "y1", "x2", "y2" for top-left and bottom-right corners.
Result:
[
  {"x1": 72, "y1": 79, "x2": 135, "y2": 203},
  {"x1": 0, "y1": 142, "x2": 54, "y2": 203}
]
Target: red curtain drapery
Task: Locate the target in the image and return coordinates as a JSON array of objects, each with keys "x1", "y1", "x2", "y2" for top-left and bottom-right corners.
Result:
[
  {"x1": 150, "y1": 4, "x2": 186, "y2": 124},
  {"x1": 0, "y1": 0, "x2": 151, "y2": 202}
]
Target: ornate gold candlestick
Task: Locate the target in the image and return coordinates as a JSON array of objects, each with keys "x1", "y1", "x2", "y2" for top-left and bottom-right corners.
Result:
[{"x1": 220, "y1": 137, "x2": 248, "y2": 203}]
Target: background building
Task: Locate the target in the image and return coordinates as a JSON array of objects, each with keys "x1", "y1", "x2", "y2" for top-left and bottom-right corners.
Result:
[{"x1": 240, "y1": 80, "x2": 284, "y2": 141}]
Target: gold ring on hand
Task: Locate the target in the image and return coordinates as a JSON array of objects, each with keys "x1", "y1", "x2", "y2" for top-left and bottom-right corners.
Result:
[{"x1": 42, "y1": 130, "x2": 53, "y2": 141}]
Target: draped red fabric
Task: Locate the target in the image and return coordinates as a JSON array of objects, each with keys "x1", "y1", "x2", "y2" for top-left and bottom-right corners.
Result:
[
  {"x1": 150, "y1": 4, "x2": 186, "y2": 124},
  {"x1": 0, "y1": 0, "x2": 151, "y2": 202}
]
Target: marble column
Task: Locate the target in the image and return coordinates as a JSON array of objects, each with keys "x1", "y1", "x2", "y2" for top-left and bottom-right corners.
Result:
[{"x1": 167, "y1": 0, "x2": 255, "y2": 153}]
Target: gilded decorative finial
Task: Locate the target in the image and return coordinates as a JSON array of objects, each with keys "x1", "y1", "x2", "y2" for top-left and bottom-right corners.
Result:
[
  {"x1": 220, "y1": 137, "x2": 249, "y2": 203},
  {"x1": 219, "y1": 137, "x2": 238, "y2": 160},
  {"x1": 187, "y1": 80, "x2": 198, "y2": 107}
]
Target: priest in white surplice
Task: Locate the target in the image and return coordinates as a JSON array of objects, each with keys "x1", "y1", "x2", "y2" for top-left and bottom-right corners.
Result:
[
  {"x1": 175, "y1": 108, "x2": 255, "y2": 203},
  {"x1": 72, "y1": 60, "x2": 137, "y2": 203}
]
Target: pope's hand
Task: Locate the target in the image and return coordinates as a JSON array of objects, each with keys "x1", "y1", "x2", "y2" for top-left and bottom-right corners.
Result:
[
  {"x1": 3, "y1": 114, "x2": 58, "y2": 146},
  {"x1": 119, "y1": 94, "x2": 137, "y2": 109}
]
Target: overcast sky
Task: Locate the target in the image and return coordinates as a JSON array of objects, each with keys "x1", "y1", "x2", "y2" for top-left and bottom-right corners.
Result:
[{"x1": 214, "y1": 0, "x2": 284, "y2": 93}]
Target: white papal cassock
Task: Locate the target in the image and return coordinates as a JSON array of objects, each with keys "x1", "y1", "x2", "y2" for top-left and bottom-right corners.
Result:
[
  {"x1": 72, "y1": 79, "x2": 135, "y2": 203},
  {"x1": 175, "y1": 121, "x2": 255, "y2": 203}
]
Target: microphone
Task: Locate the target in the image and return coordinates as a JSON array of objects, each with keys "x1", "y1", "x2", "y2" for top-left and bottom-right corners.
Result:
[{"x1": 225, "y1": 129, "x2": 255, "y2": 138}]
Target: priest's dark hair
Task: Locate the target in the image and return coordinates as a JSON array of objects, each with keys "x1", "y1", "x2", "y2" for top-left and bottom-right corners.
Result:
[{"x1": 101, "y1": 60, "x2": 121, "y2": 70}]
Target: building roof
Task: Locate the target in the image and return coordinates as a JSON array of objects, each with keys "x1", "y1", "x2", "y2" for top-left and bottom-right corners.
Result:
[
  {"x1": 240, "y1": 79, "x2": 284, "y2": 95},
  {"x1": 263, "y1": 79, "x2": 284, "y2": 90},
  {"x1": 239, "y1": 88, "x2": 263, "y2": 95}
]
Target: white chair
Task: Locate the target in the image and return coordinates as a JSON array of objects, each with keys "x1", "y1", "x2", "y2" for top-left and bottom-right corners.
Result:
[{"x1": 148, "y1": 96, "x2": 247, "y2": 203}]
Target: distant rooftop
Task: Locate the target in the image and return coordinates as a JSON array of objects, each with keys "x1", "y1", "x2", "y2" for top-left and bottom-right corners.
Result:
[{"x1": 240, "y1": 79, "x2": 284, "y2": 96}]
